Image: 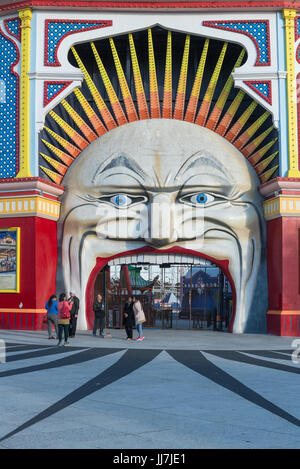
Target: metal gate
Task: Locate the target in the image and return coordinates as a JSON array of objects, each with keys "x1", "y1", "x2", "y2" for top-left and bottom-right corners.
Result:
[{"x1": 95, "y1": 260, "x2": 233, "y2": 331}]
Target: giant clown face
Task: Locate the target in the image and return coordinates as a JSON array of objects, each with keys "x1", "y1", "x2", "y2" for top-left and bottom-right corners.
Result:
[{"x1": 57, "y1": 119, "x2": 267, "y2": 333}]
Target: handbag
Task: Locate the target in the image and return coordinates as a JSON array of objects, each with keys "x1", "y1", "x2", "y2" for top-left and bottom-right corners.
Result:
[{"x1": 135, "y1": 303, "x2": 146, "y2": 324}]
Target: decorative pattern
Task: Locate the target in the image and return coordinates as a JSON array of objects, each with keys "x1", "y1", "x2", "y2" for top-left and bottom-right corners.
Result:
[
  {"x1": 40, "y1": 29, "x2": 278, "y2": 186},
  {"x1": 0, "y1": 195, "x2": 60, "y2": 219},
  {"x1": 0, "y1": 342, "x2": 299, "y2": 445},
  {"x1": 283, "y1": 9, "x2": 300, "y2": 177},
  {"x1": 244, "y1": 80, "x2": 272, "y2": 105},
  {"x1": 44, "y1": 19, "x2": 112, "y2": 67},
  {"x1": 43, "y1": 81, "x2": 72, "y2": 107},
  {"x1": 4, "y1": 18, "x2": 21, "y2": 42},
  {"x1": 16, "y1": 8, "x2": 32, "y2": 178},
  {"x1": 294, "y1": 15, "x2": 300, "y2": 41},
  {"x1": 0, "y1": 27, "x2": 19, "y2": 179},
  {"x1": 203, "y1": 20, "x2": 271, "y2": 66},
  {"x1": 263, "y1": 194, "x2": 300, "y2": 219}
]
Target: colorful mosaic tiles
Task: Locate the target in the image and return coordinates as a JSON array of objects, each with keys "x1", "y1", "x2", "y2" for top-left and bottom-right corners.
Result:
[
  {"x1": 44, "y1": 19, "x2": 112, "y2": 66},
  {"x1": 0, "y1": 28, "x2": 19, "y2": 178},
  {"x1": 203, "y1": 20, "x2": 270, "y2": 66}
]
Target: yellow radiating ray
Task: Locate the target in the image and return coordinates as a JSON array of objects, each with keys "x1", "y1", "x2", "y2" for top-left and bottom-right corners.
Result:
[
  {"x1": 174, "y1": 35, "x2": 190, "y2": 121},
  {"x1": 233, "y1": 110, "x2": 270, "y2": 150},
  {"x1": 255, "y1": 151, "x2": 278, "y2": 175},
  {"x1": 40, "y1": 152, "x2": 68, "y2": 176},
  {"x1": 248, "y1": 138, "x2": 278, "y2": 166},
  {"x1": 44, "y1": 126, "x2": 80, "y2": 158},
  {"x1": 109, "y1": 37, "x2": 138, "y2": 122},
  {"x1": 91, "y1": 42, "x2": 127, "y2": 126},
  {"x1": 49, "y1": 110, "x2": 89, "y2": 150},
  {"x1": 225, "y1": 101, "x2": 258, "y2": 143},
  {"x1": 71, "y1": 46, "x2": 117, "y2": 130},
  {"x1": 148, "y1": 29, "x2": 160, "y2": 119},
  {"x1": 205, "y1": 49, "x2": 245, "y2": 131},
  {"x1": 73, "y1": 88, "x2": 107, "y2": 136},
  {"x1": 40, "y1": 165, "x2": 63, "y2": 185},
  {"x1": 184, "y1": 38, "x2": 209, "y2": 123},
  {"x1": 260, "y1": 164, "x2": 279, "y2": 184},
  {"x1": 42, "y1": 139, "x2": 74, "y2": 167},
  {"x1": 195, "y1": 42, "x2": 228, "y2": 127},
  {"x1": 242, "y1": 125, "x2": 274, "y2": 158},
  {"x1": 61, "y1": 99, "x2": 97, "y2": 143},
  {"x1": 163, "y1": 31, "x2": 172, "y2": 119},
  {"x1": 215, "y1": 89, "x2": 245, "y2": 136},
  {"x1": 128, "y1": 33, "x2": 149, "y2": 120}
]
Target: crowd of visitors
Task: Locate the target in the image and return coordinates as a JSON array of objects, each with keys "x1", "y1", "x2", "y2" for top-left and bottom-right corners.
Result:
[{"x1": 45, "y1": 292, "x2": 146, "y2": 344}]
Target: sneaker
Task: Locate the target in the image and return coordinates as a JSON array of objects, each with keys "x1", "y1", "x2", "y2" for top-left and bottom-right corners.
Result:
[
  {"x1": 139, "y1": 337, "x2": 144, "y2": 341},
  {"x1": 57, "y1": 341, "x2": 63, "y2": 346},
  {"x1": 64, "y1": 342, "x2": 70, "y2": 346},
  {"x1": 126, "y1": 337, "x2": 132, "y2": 341},
  {"x1": 136, "y1": 338, "x2": 141, "y2": 341}
]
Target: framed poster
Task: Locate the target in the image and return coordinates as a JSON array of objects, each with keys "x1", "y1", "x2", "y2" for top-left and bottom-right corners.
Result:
[{"x1": 0, "y1": 228, "x2": 20, "y2": 293}]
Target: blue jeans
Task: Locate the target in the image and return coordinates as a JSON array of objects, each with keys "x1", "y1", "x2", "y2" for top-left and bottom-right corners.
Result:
[{"x1": 136, "y1": 323, "x2": 143, "y2": 338}]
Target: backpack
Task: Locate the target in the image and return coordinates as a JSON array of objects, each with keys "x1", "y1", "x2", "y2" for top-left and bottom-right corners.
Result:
[{"x1": 58, "y1": 301, "x2": 70, "y2": 319}]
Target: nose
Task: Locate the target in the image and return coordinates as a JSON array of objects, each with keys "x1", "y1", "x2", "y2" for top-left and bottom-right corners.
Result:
[{"x1": 145, "y1": 194, "x2": 177, "y2": 246}]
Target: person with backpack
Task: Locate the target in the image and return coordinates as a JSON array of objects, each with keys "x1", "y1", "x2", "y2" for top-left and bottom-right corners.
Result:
[
  {"x1": 57, "y1": 293, "x2": 72, "y2": 346},
  {"x1": 45, "y1": 294, "x2": 58, "y2": 340}
]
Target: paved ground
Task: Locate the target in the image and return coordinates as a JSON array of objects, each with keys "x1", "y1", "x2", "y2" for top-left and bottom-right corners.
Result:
[{"x1": 0, "y1": 328, "x2": 299, "y2": 449}]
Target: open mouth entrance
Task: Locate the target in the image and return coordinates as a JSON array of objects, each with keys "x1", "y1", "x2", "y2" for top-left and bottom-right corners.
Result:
[{"x1": 91, "y1": 254, "x2": 233, "y2": 332}]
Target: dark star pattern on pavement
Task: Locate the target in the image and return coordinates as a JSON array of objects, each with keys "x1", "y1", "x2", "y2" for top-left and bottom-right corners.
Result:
[{"x1": 0, "y1": 342, "x2": 299, "y2": 443}]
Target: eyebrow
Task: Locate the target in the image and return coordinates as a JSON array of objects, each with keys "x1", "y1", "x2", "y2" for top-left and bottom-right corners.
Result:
[
  {"x1": 175, "y1": 152, "x2": 232, "y2": 182},
  {"x1": 92, "y1": 154, "x2": 146, "y2": 184}
]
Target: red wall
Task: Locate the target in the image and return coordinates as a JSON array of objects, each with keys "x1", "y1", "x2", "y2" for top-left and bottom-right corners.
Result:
[
  {"x1": 0, "y1": 217, "x2": 57, "y2": 328},
  {"x1": 267, "y1": 217, "x2": 300, "y2": 336}
]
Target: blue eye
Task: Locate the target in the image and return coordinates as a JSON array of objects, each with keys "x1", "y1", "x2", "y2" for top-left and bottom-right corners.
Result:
[
  {"x1": 110, "y1": 194, "x2": 132, "y2": 207},
  {"x1": 190, "y1": 193, "x2": 214, "y2": 205}
]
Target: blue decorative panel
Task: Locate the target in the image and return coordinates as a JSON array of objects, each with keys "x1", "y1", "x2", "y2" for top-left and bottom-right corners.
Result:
[
  {"x1": 44, "y1": 19, "x2": 112, "y2": 66},
  {"x1": 0, "y1": 29, "x2": 19, "y2": 179},
  {"x1": 4, "y1": 18, "x2": 21, "y2": 42},
  {"x1": 44, "y1": 81, "x2": 72, "y2": 107},
  {"x1": 203, "y1": 20, "x2": 270, "y2": 66},
  {"x1": 244, "y1": 80, "x2": 272, "y2": 105}
]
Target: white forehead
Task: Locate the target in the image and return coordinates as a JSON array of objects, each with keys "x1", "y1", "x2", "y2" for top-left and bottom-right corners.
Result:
[{"x1": 63, "y1": 119, "x2": 258, "y2": 188}]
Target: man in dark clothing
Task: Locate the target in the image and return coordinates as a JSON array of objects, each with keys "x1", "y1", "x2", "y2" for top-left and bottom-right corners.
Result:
[
  {"x1": 68, "y1": 291, "x2": 79, "y2": 338},
  {"x1": 93, "y1": 293, "x2": 105, "y2": 337},
  {"x1": 123, "y1": 296, "x2": 134, "y2": 340}
]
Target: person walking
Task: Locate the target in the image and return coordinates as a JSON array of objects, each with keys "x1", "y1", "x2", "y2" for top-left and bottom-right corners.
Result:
[
  {"x1": 123, "y1": 296, "x2": 134, "y2": 340},
  {"x1": 133, "y1": 297, "x2": 146, "y2": 341},
  {"x1": 68, "y1": 291, "x2": 79, "y2": 338},
  {"x1": 45, "y1": 294, "x2": 58, "y2": 339},
  {"x1": 57, "y1": 293, "x2": 72, "y2": 346},
  {"x1": 93, "y1": 293, "x2": 105, "y2": 337}
]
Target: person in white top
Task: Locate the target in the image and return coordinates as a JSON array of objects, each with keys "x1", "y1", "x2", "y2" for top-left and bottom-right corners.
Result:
[{"x1": 132, "y1": 297, "x2": 146, "y2": 341}]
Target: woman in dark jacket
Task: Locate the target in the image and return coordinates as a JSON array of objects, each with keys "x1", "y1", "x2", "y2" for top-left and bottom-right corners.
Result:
[
  {"x1": 123, "y1": 296, "x2": 134, "y2": 340},
  {"x1": 93, "y1": 293, "x2": 105, "y2": 337}
]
